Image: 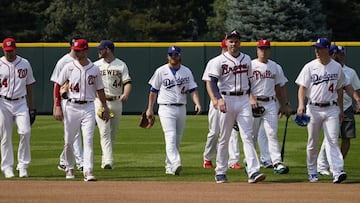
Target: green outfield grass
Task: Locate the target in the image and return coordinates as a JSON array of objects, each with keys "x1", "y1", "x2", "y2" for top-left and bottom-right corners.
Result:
[{"x1": 3, "y1": 115, "x2": 360, "y2": 183}]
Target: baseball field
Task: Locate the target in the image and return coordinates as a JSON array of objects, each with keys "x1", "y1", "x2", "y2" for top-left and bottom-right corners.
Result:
[{"x1": 0, "y1": 115, "x2": 360, "y2": 202}]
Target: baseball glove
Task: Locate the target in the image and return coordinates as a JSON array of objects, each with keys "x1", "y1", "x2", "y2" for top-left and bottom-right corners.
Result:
[
  {"x1": 139, "y1": 112, "x2": 155, "y2": 129},
  {"x1": 233, "y1": 123, "x2": 239, "y2": 131},
  {"x1": 60, "y1": 81, "x2": 69, "y2": 99},
  {"x1": 294, "y1": 114, "x2": 310, "y2": 127},
  {"x1": 252, "y1": 106, "x2": 266, "y2": 117},
  {"x1": 29, "y1": 109, "x2": 36, "y2": 125},
  {"x1": 97, "y1": 108, "x2": 115, "y2": 120}
]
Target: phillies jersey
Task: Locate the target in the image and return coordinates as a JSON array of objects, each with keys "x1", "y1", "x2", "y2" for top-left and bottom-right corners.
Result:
[
  {"x1": 50, "y1": 53, "x2": 75, "y2": 83},
  {"x1": 295, "y1": 59, "x2": 345, "y2": 103},
  {"x1": 251, "y1": 59, "x2": 288, "y2": 97},
  {"x1": 55, "y1": 60, "x2": 104, "y2": 101},
  {"x1": 148, "y1": 64, "x2": 198, "y2": 105},
  {"x1": 207, "y1": 52, "x2": 252, "y2": 93},
  {"x1": 94, "y1": 58, "x2": 131, "y2": 97},
  {"x1": 0, "y1": 56, "x2": 36, "y2": 98}
]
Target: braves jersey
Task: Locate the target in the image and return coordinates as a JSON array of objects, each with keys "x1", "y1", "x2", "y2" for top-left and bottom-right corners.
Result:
[
  {"x1": 295, "y1": 59, "x2": 345, "y2": 103},
  {"x1": 94, "y1": 58, "x2": 131, "y2": 97},
  {"x1": 207, "y1": 52, "x2": 252, "y2": 92},
  {"x1": 148, "y1": 64, "x2": 198, "y2": 104},
  {"x1": 202, "y1": 56, "x2": 220, "y2": 81},
  {"x1": 343, "y1": 65, "x2": 360, "y2": 109},
  {"x1": 50, "y1": 53, "x2": 75, "y2": 82},
  {"x1": 0, "y1": 56, "x2": 36, "y2": 98},
  {"x1": 54, "y1": 60, "x2": 104, "y2": 101},
  {"x1": 251, "y1": 59, "x2": 288, "y2": 97}
]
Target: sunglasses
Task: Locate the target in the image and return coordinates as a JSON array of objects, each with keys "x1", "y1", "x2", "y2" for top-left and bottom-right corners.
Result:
[{"x1": 168, "y1": 53, "x2": 180, "y2": 57}]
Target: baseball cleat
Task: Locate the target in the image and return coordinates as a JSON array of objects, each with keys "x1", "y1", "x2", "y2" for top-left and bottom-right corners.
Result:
[
  {"x1": 261, "y1": 161, "x2": 273, "y2": 169},
  {"x1": 203, "y1": 160, "x2": 213, "y2": 169},
  {"x1": 229, "y1": 163, "x2": 243, "y2": 170},
  {"x1": 103, "y1": 164, "x2": 113, "y2": 170},
  {"x1": 174, "y1": 165, "x2": 182, "y2": 176},
  {"x1": 248, "y1": 172, "x2": 266, "y2": 183},
  {"x1": 333, "y1": 171, "x2": 347, "y2": 184},
  {"x1": 77, "y1": 166, "x2": 84, "y2": 172},
  {"x1": 318, "y1": 170, "x2": 331, "y2": 176},
  {"x1": 3, "y1": 168, "x2": 14, "y2": 178},
  {"x1": 57, "y1": 164, "x2": 66, "y2": 172},
  {"x1": 308, "y1": 174, "x2": 318, "y2": 182},
  {"x1": 215, "y1": 174, "x2": 227, "y2": 183},
  {"x1": 274, "y1": 163, "x2": 289, "y2": 174},
  {"x1": 19, "y1": 168, "x2": 28, "y2": 178},
  {"x1": 84, "y1": 172, "x2": 96, "y2": 181},
  {"x1": 66, "y1": 169, "x2": 75, "y2": 179}
]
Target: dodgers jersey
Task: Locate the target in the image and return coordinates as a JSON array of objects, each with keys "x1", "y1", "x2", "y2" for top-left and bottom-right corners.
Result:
[
  {"x1": 55, "y1": 60, "x2": 104, "y2": 101},
  {"x1": 251, "y1": 59, "x2": 288, "y2": 97},
  {"x1": 207, "y1": 52, "x2": 252, "y2": 92},
  {"x1": 50, "y1": 53, "x2": 75, "y2": 83},
  {"x1": 343, "y1": 65, "x2": 360, "y2": 109},
  {"x1": 0, "y1": 56, "x2": 36, "y2": 98},
  {"x1": 148, "y1": 64, "x2": 198, "y2": 104},
  {"x1": 295, "y1": 59, "x2": 345, "y2": 103},
  {"x1": 94, "y1": 58, "x2": 131, "y2": 97}
]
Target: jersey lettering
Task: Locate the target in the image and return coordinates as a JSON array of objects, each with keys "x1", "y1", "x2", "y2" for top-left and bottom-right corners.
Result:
[
  {"x1": 253, "y1": 69, "x2": 275, "y2": 80},
  {"x1": 88, "y1": 75, "x2": 97, "y2": 85},
  {"x1": 221, "y1": 64, "x2": 248, "y2": 75},
  {"x1": 163, "y1": 77, "x2": 190, "y2": 89},
  {"x1": 70, "y1": 83, "x2": 80, "y2": 92},
  {"x1": 311, "y1": 73, "x2": 338, "y2": 85},
  {"x1": 18, "y1": 69, "x2": 28, "y2": 78},
  {"x1": 112, "y1": 80, "x2": 122, "y2": 88},
  {"x1": 0, "y1": 78, "x2": 8, "y2": 88},
  {"x1": 101, "y1": 69, "x2": 121, "y2": 77}
]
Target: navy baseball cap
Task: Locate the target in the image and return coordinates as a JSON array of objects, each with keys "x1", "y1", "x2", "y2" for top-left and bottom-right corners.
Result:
[
  {"x1": 330, "y1": 45, "x2": 345, "y2": 55},
  {"x1": 97, "y1": 40, "x2": 115, "y2": 50},
  {"x1": 313, "y1": 38, "x2": 330, "y2": 48},
  {"x1": 168, "y1": 46, "x2": 181, "y2": 55},
  {"x1": 225, "y1": 30, "x2": 241, "y2": 39}
]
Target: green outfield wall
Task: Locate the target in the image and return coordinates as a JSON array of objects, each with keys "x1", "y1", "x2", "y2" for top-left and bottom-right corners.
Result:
[{"x1": 13, "y1": 42, "x2": 360, "y2": 114}]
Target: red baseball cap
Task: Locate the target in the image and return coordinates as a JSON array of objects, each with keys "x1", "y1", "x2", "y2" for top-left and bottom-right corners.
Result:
[
  {"x1": 3, "y1": 38, "x2": 16, "y2": 51},
  {"x1": 221, "y1": 39, "x2": 227, "y2": 48},
  {"x1": 257, "y1": 39, "x2": 271, "y2": 48},
  {"x1": 72, "y1": 39, "x2": 88, "y2": 51}
]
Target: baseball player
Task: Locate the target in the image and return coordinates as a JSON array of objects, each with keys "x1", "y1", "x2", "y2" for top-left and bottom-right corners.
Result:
[
  {"x1": 50, "y1": 36, "x2": 84, "y2": 172},
  {"x1": 207, "y1": 30, "x2": 265, "y2": 183},
  {"x1": 295, "y1": 38, "x2": 347, "y2": 183},
  {"x1": 257, "y1": 121, "x2": 273, "y2": 168},
  {"x1": 53, "y1": 39, "x2": 111, "y2": 181},
  {"x1": 0, "y1": 37, "x2": 36, "y2": 178},
  {"x1": 145, "y1": 46, "x2": 202, "y2": 176},
  {"x1": 250, "y1": 39, "x2": 292, "y2": 174},
  {"x1": 94, "y1": 40, "x2": 132, "y2": 170},
  {"x1": 317, "y1": 45, "x2": 360, "y2": 176},
  {"x1": 203, "y1": 39, "x2": 242, "y2": 170}
]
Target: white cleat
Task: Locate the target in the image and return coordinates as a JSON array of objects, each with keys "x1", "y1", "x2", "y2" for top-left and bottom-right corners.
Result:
[{"x1": 19, "y1": 168, "x2": 28, "y2": 178}]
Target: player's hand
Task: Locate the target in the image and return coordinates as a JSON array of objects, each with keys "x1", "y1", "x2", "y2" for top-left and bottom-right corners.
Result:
[
  {"x1": 146, "y1": 109, "x2": 154, "y2": 123},
  {"x1": 279, "y1": 105, "x2": 293, "y2": 118},
  {"x1": 120, "y1": 94, "x2": 129, "y2": 102},
  {"x1": 194, "y1": 104, "x2": 202, "y2": 114},
  {"x1": 53, "y1": 106, "x2": 63, "y2": 121},
  {"x1": 218, "y1": 98, "x2": 227, "y2": 113},
  {"x1": 296, "y1": 105, "x2": 305, "y2": 117},
  {"x1": 339, "y1": 111, "x2": 344, "y2": 124},
  {"x1": 211, "y1": 98, "x2": 218, "y2": 109}
]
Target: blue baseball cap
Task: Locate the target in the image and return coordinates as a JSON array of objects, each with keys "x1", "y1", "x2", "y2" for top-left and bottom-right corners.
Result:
[
  {"x1": 225, "y1": 29, "x2": 241, "y2": 39},
  {"x1": 168, "y1": 46, "x2": 181, "y2": 55},
  {"x1": 329, "y1": 45, "x2": 346, "y2": 55},
  {"x1": 313, "y1": 38, "x2": 330, "y2": 48},
  {"x1": 97, "y1": 40, "x2": 115, "y2": 50}
]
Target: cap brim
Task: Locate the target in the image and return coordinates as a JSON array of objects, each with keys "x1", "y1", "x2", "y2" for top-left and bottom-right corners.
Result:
[{"x1": 3, "y1": 47, "x2": 16, "y2": 51}]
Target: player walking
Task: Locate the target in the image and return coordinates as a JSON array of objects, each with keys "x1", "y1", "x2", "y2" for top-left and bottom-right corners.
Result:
[
  {"x1": 50, "y1": 36, "x2": 84, "y2": 172},
  {"x1": 94, "y1": 40, "x2": 132, "y2": 169},
  {"x1": 250, "y1": 39, "x2": 292, "y2": 174},
  {"x1": 208, "y1": 30, "x2": 265, "y2": 183},
  {"x1": 53, "y1": 39, "x2": 111, "y2": 181},
  {"x1": 295, "y1": 38, "x2": 347, "y2": 183},
  {"x1": 317, "y1": 45, "x2": 360, "y2": 176},
  {"x1": 145, "y1": 46, "x2": 202, "y2": 176},
  {"x1": 0, "y1": 37, "x2": 36, "y2": 178}
]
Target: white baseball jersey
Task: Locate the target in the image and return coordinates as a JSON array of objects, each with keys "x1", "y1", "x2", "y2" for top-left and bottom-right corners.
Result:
[
  {"x1": 55, "y1": 60, "x2": 104, "y2": 101},
  {"x1": 295, "y1": 59, "x2": 345, "y2": 103},
  {"x1": 208, "y1": 52, "x2": 252, "y2": 92},
  {"x1": 0, "y1": 56, "x2": 36, "y2": 98},
  {"x1": 94, "y1": 58, "x2": 131, "y2": 97},
  {"x1": 148, "y1": 64, "x2": 197, "y2": 104},
  {"x1": 251, "y1": 59, "x2": 288, "y2": 97},
  {"x1": 50, "y1": 53, "x2": 75, "y2": 83},
  {"x1": 343, "y1": 65, "x2": 360, "y2": 109},
  {"x1": 202, "y1": 57, "x2": 218, "y2": 81}
]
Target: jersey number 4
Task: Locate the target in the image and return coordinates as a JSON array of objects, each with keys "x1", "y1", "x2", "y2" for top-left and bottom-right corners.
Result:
[
  {"x1": 0, "y1": 78, "x2": 8, "y2": 88},
  {"x1": 328, "y1": 83, "x2": 334, "y2": 93},
  {"x1": 112, "y1": 80, "x2": 122, "y2": 88}
]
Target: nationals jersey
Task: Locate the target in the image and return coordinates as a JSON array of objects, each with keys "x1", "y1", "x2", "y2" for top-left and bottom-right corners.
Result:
[
  {"x1": 50, "y1": 53, "x2": 75, "y2": 83},
  {"x1": 343, "y1": 65, "x2": 360, "y2": 109},
  {"x1": 0, "y1": 56, "x2": 36, "y2": 98},
  {"x1": 55, "y1": 60, "x2": 104, "y2": 101},
  {"x1": 148, "y1": 64, "x2": 198, "y2": 104},
  {"x1": 251, "y1": 59, "x2": 288, "y2": 97},
  {"x1": 295, "y1": 59, "x2": 345, "y2": 103},
  {"x1": 207, "y1": 52, "x2": 252, "y2": 93},
  {"x1": 94, "y1": 58, "x2": 131, "y2": 97}
]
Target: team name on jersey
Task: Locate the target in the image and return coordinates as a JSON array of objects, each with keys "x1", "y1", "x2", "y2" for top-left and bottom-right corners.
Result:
[
  {"x1": 221, "y1": 64, "x2": 248, "y2": 75},
  {"x1": 163, "y1": 77, "x2": 190, "y2": 89},
  {"x1": 311, "y1": 73, "x2": 338, "y2": 85},
  {"x1": 253, "y1": 70, "x2": 274, "y2": 80},
  {"x1": 100, "y1": 69, "x2": 122, "y2": 77}
]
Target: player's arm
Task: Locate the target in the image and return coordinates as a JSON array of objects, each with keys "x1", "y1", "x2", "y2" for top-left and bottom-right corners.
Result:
[
  {"x1": 146, "y1": 87, "x2": 157, "y2": 120},
  {"x1": 189, "y1": 88, "x2": 202, "y2": 114},
  {"x1": 297, "y1": 85, "x2": 307, "y2": 116},
  {"x1": 53, "y1": 83, "x2": 63, "y2": 121},
  {"x1": 276, "y1": 84, "x2": 293, "y2": 117},
  {"x1": 120, "y1": 81, "x2": 132, "y2": 102},
  {"x1": 209, "y1": 76, "x2": 226, "y2": 113},
  {"x1": 337, "y1": 87, "x2": 344, "y2": 122},
  {"x1": 26, "y1": 84, "x2": 34, "y2": 110},
  {"x1": 205, "y1": 81, "x2": 218, "y2": 108},
  {"x1": 344, "y1": 84, "x2": 360, "y2": 110},
  {"x1": 96, "y1": 88, "x2": 111, "y2": 122}
]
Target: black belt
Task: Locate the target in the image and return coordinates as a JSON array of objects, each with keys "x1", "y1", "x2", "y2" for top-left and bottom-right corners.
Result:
[
  {"x1": 310, "y1": 101, "x2": 337, "y2": 107},
  {"x1": 0, "y1": 95, "x2": 25, "y2": 101},
  {"x1": 221, "y1": 91, "x2": 248, "y2": 96},
  {"x1": 256, "y1": 96, "x2": 275, "y2": 102},
  {"x1": 68, "y1": 99, "x2": 92, "y2": 104},
  {"x1": 161, "y1": 103, "x2": 184, "y2": 106},
  {"x1": 106, "y1": 96, "x2": 120, "y2": 101}
]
